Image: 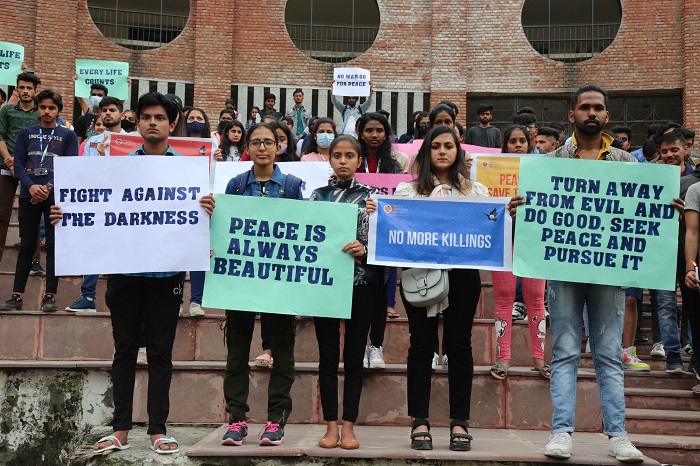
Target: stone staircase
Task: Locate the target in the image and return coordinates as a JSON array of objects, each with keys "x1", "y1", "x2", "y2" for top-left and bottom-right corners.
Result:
[{"x1": 0, "y1": 191, "x2": 699, "y2": 465}]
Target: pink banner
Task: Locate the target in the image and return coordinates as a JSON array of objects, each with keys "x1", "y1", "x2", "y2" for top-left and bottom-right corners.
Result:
[
  {"x1": 355, "y1": 173, "x2": 414, "y2": 195},
  {"x1": 394, "y1": 141, "x2": 501, "y2": 165},
  {"x1": 106, "y1": 133, "x2": 214, "y2": 157}
]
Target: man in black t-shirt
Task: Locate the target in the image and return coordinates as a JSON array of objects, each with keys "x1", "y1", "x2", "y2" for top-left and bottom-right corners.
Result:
[
  {"x1": 465, "y1": 103, "x2": 502, "y2": 148},
  {"x1": 74, "y1": 83, "x2": 108, "y2": 144}
]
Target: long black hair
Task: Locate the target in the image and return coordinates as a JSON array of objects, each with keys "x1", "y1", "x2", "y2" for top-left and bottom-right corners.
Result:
[
  {"x1": 411, "y1": 125, "x2": 471, "y2": 196},
  {"x1": 219, "y1": 120, "x2": 245, "y2": 160},
  {"x1": 357, "y1": 112, "x2": 401, "y2": 174},
  {"x1": 269, "y1": 120, "x2": 300, "y2": 161}
]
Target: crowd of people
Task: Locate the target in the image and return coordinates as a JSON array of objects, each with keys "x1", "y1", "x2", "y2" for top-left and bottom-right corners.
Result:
[{"x1": 0, "y1": 70, "x2": 697, "y2": 462}]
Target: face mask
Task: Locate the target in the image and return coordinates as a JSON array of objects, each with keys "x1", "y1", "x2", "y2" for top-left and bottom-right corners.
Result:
[
  {"x1": 277, "y1": 143, "x2": 288, "y2": 155},
  {"x1": 121, "y1": 119, "x2": 136, "y2": 132},
  {"x1": 89, "y1": 96, "x2": 103, "y2": 108},
  {"x1": 316, "y1": 133, "x2": 335, "y2": 149},
  {"x1": 186, "y1": 121, "x2": 206, "y2": 135}
]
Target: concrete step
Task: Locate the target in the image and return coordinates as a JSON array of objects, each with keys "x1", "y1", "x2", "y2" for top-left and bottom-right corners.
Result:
[
  {"x1": 64, "y1": 425, "x2": 677, "y2": 466},
  {"x1": 625, "y1": 387, "x2": 700, "y2": 411},
  {"x1": 0, "y1": 312, "x2": 553, "y2": 367},
  {"x1": 2, "y1": 359, "x2": 698, "y2": 437}
]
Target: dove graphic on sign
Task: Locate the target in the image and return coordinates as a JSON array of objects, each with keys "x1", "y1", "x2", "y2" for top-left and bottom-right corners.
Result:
[
  {"x1": 198, "y1": 146, "x2": 206, "y2": 155},
  {"x1": 485, "y1": 208, "x2": 498, "y2": 221}
]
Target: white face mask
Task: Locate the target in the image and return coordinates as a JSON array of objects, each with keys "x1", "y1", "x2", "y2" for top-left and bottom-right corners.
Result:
[{"x1": 89, "y1": 95, "x2": 103, "y2": 108}]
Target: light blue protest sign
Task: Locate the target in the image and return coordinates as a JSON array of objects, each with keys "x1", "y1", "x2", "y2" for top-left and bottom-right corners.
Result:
[
  {"x1": 75, "y1": 59, "x2": 129, "y2": 100},
  {"x1": 0, "y1": 41, "x2": 24, "y2": 86},
  {"x1": 513, "y1": 157, "x2": 680, "y2": 291},
  {"x1": 367, "y1": 195, "x2": 512, "y2": 270}
]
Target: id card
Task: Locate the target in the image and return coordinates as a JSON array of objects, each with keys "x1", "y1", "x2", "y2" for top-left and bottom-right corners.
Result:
[{"x1": 34, "y1": 168, "x2": 48, "y2": 176}]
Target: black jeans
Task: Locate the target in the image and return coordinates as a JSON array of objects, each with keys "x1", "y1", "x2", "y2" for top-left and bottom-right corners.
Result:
[
  {"x1": 15, "y1": 197, "x2": 56, "y2": 293},
  {"x1": 105, "y1": 272, "x2": 184, "y2": 435},
  {"x1": 369, "y1": 277, "x2": 389, "y2": 347},
  {"x1": 224, "y1": 311, "x2": 296, "y2": 425},
  {"x1": 401, "y1": 269, "x2": 481, "y2": 421},
  {"x1": 260, "y1": 312, "x2": 273, "y2": 351},
  {"x1": 314, "y1": 285, "x2": 379, "y2": 422}
]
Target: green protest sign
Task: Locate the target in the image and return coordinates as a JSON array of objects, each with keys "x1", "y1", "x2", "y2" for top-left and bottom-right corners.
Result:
[
  {"x1": 203, "y1": 194, "x2": 357, "y2": 318},
  {"x1": 0, "y1": 41, "x2": 24, "y2": 86},
  {"x1": 75, "y1": 59, "x2": 129, "y2": 100},
  {"x1": 513, "y1": 157, "x2": 680, "y2": 291}
]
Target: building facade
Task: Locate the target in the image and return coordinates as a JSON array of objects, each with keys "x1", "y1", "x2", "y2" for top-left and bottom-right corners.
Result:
[{"x1": 0, "y1": 0, "x2": 694, "y2": 144}]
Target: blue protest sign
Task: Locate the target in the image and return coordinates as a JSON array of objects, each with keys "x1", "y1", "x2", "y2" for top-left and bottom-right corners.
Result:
[{"x1": 367, "y1": 195, "x2": 512, "y2": 270}]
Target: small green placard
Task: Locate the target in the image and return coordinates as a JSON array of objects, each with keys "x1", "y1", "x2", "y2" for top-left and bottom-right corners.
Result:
[
  {"x1": 0, "y1": 41, "x2": 24, "y2": 86},
  {"x1": 75, "y1": 59, "x2": 129, "y2": 100}
]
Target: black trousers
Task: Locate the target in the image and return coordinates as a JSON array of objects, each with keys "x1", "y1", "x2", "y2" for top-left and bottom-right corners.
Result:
[
  {"x1": 314, "y1": 285, "x2": 379, "y2": 422},
  {"x1": 401, "y1": 269, "x2": 481, "y2": 421},
  {"x1": 368, "y1": 277, "x2": 389, "y2": 347},
  {"x1": 15, "y1": 197, "x2": 56, "y2": 293},
  {"x1": 224, "y1": 311, "x2": 296, "y2": 425},
  {"x1": 105, "y1": 272, "x2": 184, "y2": 435},
  {"x1": 260, "y1": 312, "x2": 273, "y2": 351}
]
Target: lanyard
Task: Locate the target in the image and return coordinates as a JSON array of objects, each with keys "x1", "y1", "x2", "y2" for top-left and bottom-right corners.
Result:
[
  {"x1": 38, "y1": 127, "x2": 56, "y2": 166},
  {"x1": 363, "y1": 157, "x2": 381, "y2": 173}
]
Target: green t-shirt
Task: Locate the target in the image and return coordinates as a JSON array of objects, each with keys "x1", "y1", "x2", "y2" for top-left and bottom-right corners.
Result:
[{"x1": 0, "y1": 104, "x2": 39, "y2": 169}]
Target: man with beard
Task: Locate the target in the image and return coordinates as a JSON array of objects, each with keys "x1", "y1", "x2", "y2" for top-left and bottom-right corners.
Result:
[
  {"x1": 65, "y1": 97, "x2": 127, "y2": 312},
  {"x1": 509, "y1": 84, "x2": 658, "y2": 462},
  {"x1": 465, "y1": 103, "x2": 501, "y2": 148}
]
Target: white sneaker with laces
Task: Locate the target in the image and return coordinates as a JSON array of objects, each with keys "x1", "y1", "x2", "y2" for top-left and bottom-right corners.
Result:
[
  {"x1": 442, "y1": 354, "x2": 448, "y2": 369},
  {"x1": 431, "y1": 352, "x2": 438, "y2": 370},
  {"x1": 363, "y1": 346, "x2": 369, "y2": 369},
  {"x1": 650, "y1": 342, "x2": 666, "y2": 358},
  {"x1": 189, "y1": 302, "x2": 205, "y2": 317},
  {"x1": 584, "y1": 338, "x2": 591, "y2": 353},
  {"x1": 369, "y1": 345, "x2": 385, "y2": 369},
  {"x1": 608, "y1": 436, "x2": 644, "y2": 462},
  {"x1": 544, "y1": 432, "x2": 572, "y2": 459},
  {"x1": 136, "y1": 347, "x2": 148, "y2": 366}
]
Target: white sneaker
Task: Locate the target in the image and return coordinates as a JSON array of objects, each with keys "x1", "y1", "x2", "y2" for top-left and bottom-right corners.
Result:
[
  {"x1": 512, "y1": 302, "x2": 527, "y2": 320},
  {"x1": 650, "y1": 342, "x2": 666, "y2": 358},
  {"x1": 189, "y1": 302, "x2": 205, "y2": 317},
  {"x1": 442, "y1": 354, "x2": 448, "y2": 369},
  {"x1": 544, "y1": 432, "x2": 572, "y2": 459},
  {"x1": 363, "y1": 346, "x2": 369, "y2": 369},
  {"x1": 431, "y1": 352, "x2": 438, "y2": 370},
  {"x1": 584, "y1": 338, "x2": 591, "y2": 353},
  {"x1": 608, "y1": 436, "x2": 644, "y2": 462},
  {"x1": 178, "y1": 304, "x2": 183, "y2": 317},
  {"x1": 368, "y1": 345, "x2": 385, "y2": 369}
]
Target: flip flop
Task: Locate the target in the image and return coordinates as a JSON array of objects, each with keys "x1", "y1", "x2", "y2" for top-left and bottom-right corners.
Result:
[
  {"x1": 151, "y1": 436, "x2": 179, "y2": 454},
  {"x1": 387, "y1": 308, "x2": 400, "y2": 319},
  {"x1": 490, "y1": 363, "x2": 508, "y2": 380},
  {"x1": 255, "y1": 353, "x2": 273, "y2": 368},
  {"x1": 93, "y1": 435, "x2": 130, "y2": 454},
  {"x1": 692, "y1": 384, "x2": 700, "y2": 397},
  {"x1": 532, "y1": 365, "x2": 551, "y2": 379}
]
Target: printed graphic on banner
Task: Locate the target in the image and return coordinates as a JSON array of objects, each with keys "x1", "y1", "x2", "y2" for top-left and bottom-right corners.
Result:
[
  {"x1": 368, "y1": 195, "x2": 512, "y2": 270},
  {"x1": 471, "y1": 154, "x2": 524, "y2": 197},
  {"x1": 354, "y1": 173, "x2": 414, "y2": 195},
  {"x1": 54, "y1": 156, "x2": 210, "y2": 275},
  {"x1": 75, "y1": 59, "x2": 129, "y2": 100},
  {"x1": 104, "y1": 132, "x2": 215, "y2": 157},
  {"x1": 203, "y1": 195, "x2": 356, "y2": 318},
  {"x1": 333, "y1": 67, "x2": 371, "y2": 97},
  {"x1": 0, "y1": 41, "x2": 24, "y2": 86},
  {"x1": 513, "y1": 157, "x2": 680, "y2": 291},
  {"x1": 213, "y1": 161, "x2": 332, "y2": 198}
]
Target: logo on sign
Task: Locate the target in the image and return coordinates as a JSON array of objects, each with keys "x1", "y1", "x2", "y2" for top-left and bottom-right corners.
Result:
[
  {"x1": 115, "y1": 138, "x2": 123, "y2": 145},
  {"x1": 481, "y1": 161, "x2": 489, "y2": 167},
  {"x1": 383, "y1": 205, "x2": 393, "y2": 213}
]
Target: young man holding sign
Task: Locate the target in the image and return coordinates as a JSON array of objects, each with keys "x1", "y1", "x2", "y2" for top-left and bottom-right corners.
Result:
[
  {"x1": 52, "y1": 91, "x2": 215, "y2": 455},
  {"x1": 508, "y1": 85, "x2": 684, "y2": 462}
]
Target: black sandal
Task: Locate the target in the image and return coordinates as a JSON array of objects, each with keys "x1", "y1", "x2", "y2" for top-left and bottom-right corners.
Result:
[
  {"x1": 449, "y1": 419, "x2": 473, "y2": 451},
  {"x1": 410, "y1": 418, "x2": 432, "y2": 450}
]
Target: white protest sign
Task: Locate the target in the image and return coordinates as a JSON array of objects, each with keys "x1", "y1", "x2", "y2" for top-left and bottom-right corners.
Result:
[
  {"x1": 333, "y1": 67, "x2": 371, "y2": 97},
  {"x1": 54, "y1": 156, "x2": 210, "y2": 275},
  {"x1": 213, "y1": 161, "x2": 332, "y2": 198}
]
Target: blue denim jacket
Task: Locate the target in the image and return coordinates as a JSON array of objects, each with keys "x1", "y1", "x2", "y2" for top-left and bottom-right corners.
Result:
[{"x1": 225, "y1": 164, "x2": 303, "y2": 199}]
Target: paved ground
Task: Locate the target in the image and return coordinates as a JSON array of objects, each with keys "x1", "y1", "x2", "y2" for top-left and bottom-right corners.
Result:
[{"x1": 71, "y1": 424, "x2": 662, "y2": 465}]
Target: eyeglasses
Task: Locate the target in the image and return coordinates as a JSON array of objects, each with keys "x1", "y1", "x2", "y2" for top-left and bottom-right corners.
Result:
[{"x1": 248, "y1": 139, "x2": 276, "y2": 149}]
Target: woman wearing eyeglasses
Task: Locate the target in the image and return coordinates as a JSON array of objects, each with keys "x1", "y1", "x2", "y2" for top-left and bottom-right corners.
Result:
[{"x1": 220, "y1": 123, "x2": 304, "y2": 448}]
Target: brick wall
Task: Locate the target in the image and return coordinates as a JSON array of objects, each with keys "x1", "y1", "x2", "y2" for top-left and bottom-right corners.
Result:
[{"x1": 0, "y1": 0, "x2": 695, "y2": 129}]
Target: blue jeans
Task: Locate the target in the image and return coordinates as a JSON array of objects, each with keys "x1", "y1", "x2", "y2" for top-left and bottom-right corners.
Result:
[
  {"x1": 190, "y1": 271, "x2": 205, "y2": 304},
  {"x1": 547, "y1": 281, "x2": 627, "y2": 436},
  {"x1": 657, "y1": 288, "x2": 681, "y2": 359},
  {"x1": 81, "y1": 275, "x2": 98, "y2": 298}
]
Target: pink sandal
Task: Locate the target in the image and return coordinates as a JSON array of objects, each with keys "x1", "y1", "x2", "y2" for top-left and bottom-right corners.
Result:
[{"x1": 255, "y1": 353, "x2": 273, "y2": 368}]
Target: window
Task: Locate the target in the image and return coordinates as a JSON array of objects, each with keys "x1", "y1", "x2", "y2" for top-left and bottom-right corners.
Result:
[
  {"x1": 522, "y1": 0, "x2": 622, "y2": 63},
  {"x1": 466, "y1": 94, "x2": 682, "y2": 148},
  {"x1": 87, "y1": 0, "x2": 190, "y2": 51},
  {"x1": 285, "y1": 0, "x2": 380, "y2": 63}
]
